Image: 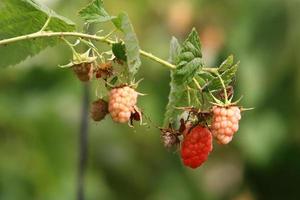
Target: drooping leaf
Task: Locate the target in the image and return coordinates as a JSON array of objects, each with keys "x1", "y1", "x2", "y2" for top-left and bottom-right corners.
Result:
[
  {"x1": 164, "y1": 37, "x2": 184, "y2": 126},
  {"x1": 0, "y1": 0, "x2": 76, "y2": 68},
  {"x1": 112, "y1": 12, "x2": 141, "y2": 79},
  {"x1": 79, "y1": 0, "x2": 115, "y2": 24}
]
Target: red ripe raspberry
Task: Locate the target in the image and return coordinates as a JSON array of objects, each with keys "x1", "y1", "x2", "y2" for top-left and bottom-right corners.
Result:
[
  {"x1": 108, "y1": 86, "x2": 138, "y2": 123},
  {"x1": 90, "y1": 99, "x2": 108, "y2": 122},
  {"x1": 211, "y1": 106, "x2": 241, "y2": 144},
  {"x1": 181, "y1": 126, "x2": 213, "y2": 169},
  {"x1": 73, "y1": 63, "x2": 93, "y2": 82}
]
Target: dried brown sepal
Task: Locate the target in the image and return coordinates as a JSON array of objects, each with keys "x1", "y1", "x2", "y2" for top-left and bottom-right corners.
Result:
[
  {"x1": 178, "y1": 118, "x2": 187, "y2": 133},
  {"x1": 160, "y1": 127, "x2": 181, "y2": 149},
  {"x1": 129, "y1": 106, "x2": 143, "y2": 126}
]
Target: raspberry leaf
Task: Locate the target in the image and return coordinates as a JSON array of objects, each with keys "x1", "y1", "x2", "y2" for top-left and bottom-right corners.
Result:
[
  {"x1": 164, "y1": 29, "x2": 204, "y2": 127},
  {"x1": 112, "y1": 13, "x2": 141, "y2": 80},
  {"x1": 0, "y1": 0, "x2": 75, "y2": 68},
  {"x1": 168, "y1": 36, "x2": 181, "y2": 63},
  {"x1": 164, "y1": 37, "x2": 184, "y2": 126},
  {"x1": 173, "y1": 28, "x2": 203, "y2": 84},
  {"x1": 112, "y1": 42, "x2": 127, "y2": 62},
  {"x1": 200, "y1": 58, "x2": 239, "y2": 92},
  {"x1": 79, "y1": 0, "x2": 116, "y2": 25},
  {"x1": 218, "y1": 55, "x2": 234, "y2": 72}
]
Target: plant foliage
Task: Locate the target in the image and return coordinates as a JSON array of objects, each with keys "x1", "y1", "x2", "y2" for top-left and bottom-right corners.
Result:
[
  {"x1": 0, "y1": 0, "x2": 75, "y2": 68},
  {"x1": 164, "y1": 29, "x2": 204, "y2": 126},
  {"x1": 79, "y1": 0, "x2": 141, "y2": 80}
]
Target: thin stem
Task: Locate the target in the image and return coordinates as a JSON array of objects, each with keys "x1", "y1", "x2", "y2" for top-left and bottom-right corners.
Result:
[
  {"x1": 79, "y1": 38, "x2": 102, "y2": 60},
  {"x1": 76, "y1": 23, "x2": 93, "y2": 200},
  {"x1": 0, "y1": 31, "x2": 176, "y2": 70},
  {"x1": 77, "y1": 83, "x2": 90, "y2": 200},
  {"x1": 0, "y1": 31, "x2": 112, "y2": 46},
  {"x1": 39, "y1": 16, "x2": 52, "y2": 32},
  {"x1": 103, "y1": 28, "x2": 117, "y2": 40},
  {"x1": 192, "y1": 77, "x2": 202, "y2": 91},
  {"x1": 61, "y1": 37, "x2": 81, "y2": 60},
  {"x1": 139, "y1": 50, "x2": 176, "y2": 69},
  {"x1": 215, "y1": 72, "x2": 228, "y2": 104}
]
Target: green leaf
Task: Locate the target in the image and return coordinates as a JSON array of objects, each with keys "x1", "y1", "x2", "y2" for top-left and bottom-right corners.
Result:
[
  {"x1": 112, "y1": 42, "x2": 127, "y2": 62},
  {"x1": 112, "y1": 12, "x2": 141, "y2": 79},
  {"x1": 168, "y1": 36, "x2": 181, "y2": 63},
  {"x1": 200, "y1": 58, "x2": 239, "y2": 92},
  {"x1": 173, "y1": 28, "x2": 203, "y2": 84},
  {"x1": 79, "y1": 0, "x2": 115, "y2": 24},
  {"x1": 164, "y1": 29, "x2": 204, "y2": 126},
  {"x1": 164, "y1": 37, "x2": 183, "y2": 126},
  {"x1": 0, "y1": 0, "x2": 75, "y2": 68},
  {"x1": 218, "y1": 55, "x2": 234, "y2": 72}
]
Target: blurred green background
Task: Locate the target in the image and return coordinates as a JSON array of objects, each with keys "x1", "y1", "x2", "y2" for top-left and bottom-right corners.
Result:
[{"x1": 1, "y1": 0, "x2": 300, "y2": 199}]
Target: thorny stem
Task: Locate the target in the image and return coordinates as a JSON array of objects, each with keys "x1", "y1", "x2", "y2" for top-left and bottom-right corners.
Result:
[{"x1": 0, "y1": 31, "x2": 217, "y2": 72}]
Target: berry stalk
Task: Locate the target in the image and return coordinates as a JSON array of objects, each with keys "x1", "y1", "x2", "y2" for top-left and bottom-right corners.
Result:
[{"x1": 0, "y1": 30, "x2": 216, "y2": 73}]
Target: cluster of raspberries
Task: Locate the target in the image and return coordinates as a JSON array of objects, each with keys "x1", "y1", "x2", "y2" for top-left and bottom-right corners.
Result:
[
  {"x1": 89, "y1": 84, "x2": 242, "y2": 170},
  {"x1": 90, "y1": 86, "x2": 139, "y2": 124},
  {"x1": 180, "y1": 105, "x2": 242, "y2": 169}
]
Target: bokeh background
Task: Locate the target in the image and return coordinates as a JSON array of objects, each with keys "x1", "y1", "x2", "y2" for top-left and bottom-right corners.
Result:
[{"x1": 1, "y1": 0, "x2": 300, "y2": 199}]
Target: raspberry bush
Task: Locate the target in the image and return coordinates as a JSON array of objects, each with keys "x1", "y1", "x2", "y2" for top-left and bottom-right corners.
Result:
[{"x1": 0, "y1": 1, "x2": 252, "y2": 197}]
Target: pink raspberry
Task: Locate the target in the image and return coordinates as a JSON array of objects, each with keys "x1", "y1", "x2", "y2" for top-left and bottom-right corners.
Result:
[
  {"x1": 108, "y1": 86, "x2": 138, "y2": 123},
  {"x1": 211, "y1": 106, "x2": 241, "y2": 144},
  {"x1": 181, "y1": 126, "x2": 213, "y2": 169}
]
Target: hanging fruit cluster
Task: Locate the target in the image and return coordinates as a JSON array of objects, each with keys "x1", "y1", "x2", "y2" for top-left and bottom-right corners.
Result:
[{"x1": 56, "y1": 1, "x2": 252, "y2": 170}]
